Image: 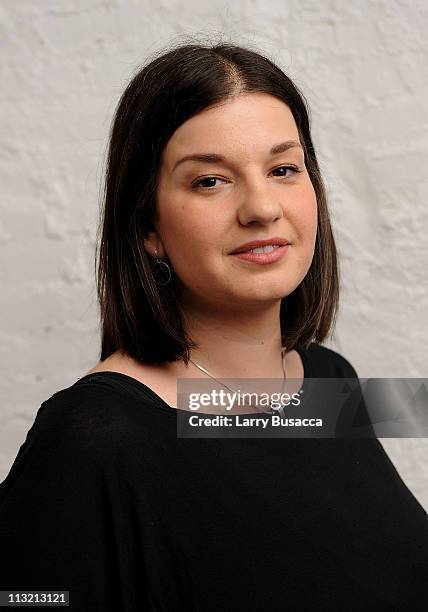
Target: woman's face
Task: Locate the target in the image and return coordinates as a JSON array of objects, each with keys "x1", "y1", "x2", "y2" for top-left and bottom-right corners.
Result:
[{"x1": 144, "y1": 92, "x2": 318, "y2": 313}]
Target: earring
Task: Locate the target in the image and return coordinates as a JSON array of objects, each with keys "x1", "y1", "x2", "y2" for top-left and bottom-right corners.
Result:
[{"x1": 153, "y1": 248, "x2": 172, "y2": 286}]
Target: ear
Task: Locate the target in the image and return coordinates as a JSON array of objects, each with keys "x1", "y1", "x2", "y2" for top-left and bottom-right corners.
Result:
[{"x1": 143, "y1": 231, "x2": 166, "y2": 258}]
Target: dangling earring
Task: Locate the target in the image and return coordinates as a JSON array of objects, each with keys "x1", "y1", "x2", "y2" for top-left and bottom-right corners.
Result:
[{"x1": 153, "y1": 248, "x2": 172, "y2": 286}]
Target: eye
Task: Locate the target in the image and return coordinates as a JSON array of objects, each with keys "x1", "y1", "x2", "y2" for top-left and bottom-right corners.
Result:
[
  {"x1": 270, "y1": 164, "x2": 303, "y2": 178},
  {"x1": 191, "y1": 176, "x2": 227, "y2": 190}
]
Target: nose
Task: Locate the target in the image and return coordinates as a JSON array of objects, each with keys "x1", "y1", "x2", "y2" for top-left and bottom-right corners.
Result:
[{"x1": 236, "y1": 178, "x2": 284, "y2": 226}]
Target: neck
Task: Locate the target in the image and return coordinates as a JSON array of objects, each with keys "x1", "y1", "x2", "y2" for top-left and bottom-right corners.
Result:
[{"x1": 176, "y1": 301, "x2": 285, "y2": 379}]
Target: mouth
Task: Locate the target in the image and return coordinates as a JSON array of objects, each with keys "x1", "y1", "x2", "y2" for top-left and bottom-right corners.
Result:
[
  {"x1": 229, "y1": 237, "x2": 290, "y2": 255},
  {"x1": 229, "y1": 243, "x2": 290, "y2": 265}
]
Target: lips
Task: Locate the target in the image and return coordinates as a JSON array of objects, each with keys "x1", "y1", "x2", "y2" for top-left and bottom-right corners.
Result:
[{"x1": 229, "y1": 237, "x2": 290, "y2": 255}]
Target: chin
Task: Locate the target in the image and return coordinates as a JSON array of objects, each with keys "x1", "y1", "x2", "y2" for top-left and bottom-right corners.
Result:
[{"x1": 228, "y1": 287, "x2": 293, "y2": 305}]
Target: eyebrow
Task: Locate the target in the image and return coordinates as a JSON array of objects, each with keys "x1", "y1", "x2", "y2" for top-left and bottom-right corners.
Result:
[{"x1": 171, "y1": 140, "x2": 304, "y2": 172}]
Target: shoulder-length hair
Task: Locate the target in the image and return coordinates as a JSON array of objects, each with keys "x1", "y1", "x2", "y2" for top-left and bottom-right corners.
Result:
[{"x1": 96, "y1": 39, "x2": 340, "y2": 365}]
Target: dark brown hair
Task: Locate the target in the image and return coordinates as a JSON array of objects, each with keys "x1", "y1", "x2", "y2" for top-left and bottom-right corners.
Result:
[{"x1": 96, "y1": 37, "x2": 340, "y2": 365}]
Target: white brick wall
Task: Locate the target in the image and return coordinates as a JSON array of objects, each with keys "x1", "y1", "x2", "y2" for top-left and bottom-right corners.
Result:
[{"x1": 1, "y1": 0, "x2": 427, "y2": 509}]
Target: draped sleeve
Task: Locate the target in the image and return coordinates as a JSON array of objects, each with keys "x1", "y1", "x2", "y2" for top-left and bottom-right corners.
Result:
[{"x1": 0, "y1": 385, "x2": 150, "y2": 611}]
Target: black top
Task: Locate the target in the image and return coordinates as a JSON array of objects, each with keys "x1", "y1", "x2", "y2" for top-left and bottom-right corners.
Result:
[{"x1": 0, "y1": 343, "x2": 427, "y2": 611}]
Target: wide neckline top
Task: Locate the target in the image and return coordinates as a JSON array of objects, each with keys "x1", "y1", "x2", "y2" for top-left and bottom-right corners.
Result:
[{"x1": 74, "y1": 346, "x2": 312, "y2": 418}]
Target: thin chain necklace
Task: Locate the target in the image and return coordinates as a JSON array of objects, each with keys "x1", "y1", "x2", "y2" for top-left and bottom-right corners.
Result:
[{"x1": 188, "y1": 348, "x2": 290, "y2": 415}]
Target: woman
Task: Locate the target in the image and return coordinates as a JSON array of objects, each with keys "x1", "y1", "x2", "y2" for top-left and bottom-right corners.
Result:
[{"x1": 0, "y1": 41, "x2": 427, "y2": 611}]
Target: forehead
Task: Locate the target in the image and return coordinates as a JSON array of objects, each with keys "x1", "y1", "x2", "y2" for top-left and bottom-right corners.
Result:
[{"x1": 161, "y1": 93, "x2": 301, "y2": 169}]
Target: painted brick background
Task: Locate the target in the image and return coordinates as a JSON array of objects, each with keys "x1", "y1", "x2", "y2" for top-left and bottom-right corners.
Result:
[{"x1": 1, "y1": 0, "x2": 427, "y2": 509}]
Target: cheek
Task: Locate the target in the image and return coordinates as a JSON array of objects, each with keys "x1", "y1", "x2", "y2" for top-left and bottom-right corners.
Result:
[
  {"x1": 160, "y1": 203, "x2": 228, "y2": 263},
  {"x1": 296, "y1": 182, "x2": 318, "y2": 236}
]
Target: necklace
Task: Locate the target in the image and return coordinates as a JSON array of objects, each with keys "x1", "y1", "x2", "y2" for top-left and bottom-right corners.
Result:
[{"x1": 188, "y1": 348, "x2": 302, "y2": 415}]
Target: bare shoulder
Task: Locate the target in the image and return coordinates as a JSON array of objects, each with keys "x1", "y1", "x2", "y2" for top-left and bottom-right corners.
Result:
[
  {"x1": 84, "y1": 350, "x2": 171, "y2": 381},
  {"x1": 85, "y1": 350, "x2": 136, "y2": 376}
]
